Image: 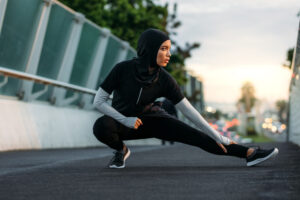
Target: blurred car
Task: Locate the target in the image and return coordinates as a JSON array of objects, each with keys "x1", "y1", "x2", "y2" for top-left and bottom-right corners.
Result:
[
  {"x1": 210, "y1": 120, "x2": 252, "y2": 144},
  {"x1": 261, "y1": 118, "x2": 286, "y2": 134}
]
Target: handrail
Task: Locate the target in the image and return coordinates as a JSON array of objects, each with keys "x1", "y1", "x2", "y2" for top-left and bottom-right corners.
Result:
[
  {"x1": 0, "y1": 66, "x2": 97, "y2": 95},
  {"x1": 53, "y1": 0, "x2": 77, "y2": 14}
]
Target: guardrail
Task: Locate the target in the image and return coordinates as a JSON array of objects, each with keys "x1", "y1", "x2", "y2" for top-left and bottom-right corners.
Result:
[
  {"x1": 0, "y1": 0, "x2": 134, "y2": 108},
  {"x1": 0, "y1": 66, "x2": 96, "y2": 95}
]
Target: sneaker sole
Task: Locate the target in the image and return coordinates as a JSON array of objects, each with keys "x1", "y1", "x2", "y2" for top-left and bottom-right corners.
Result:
[
  {"x1": 109, "y1": 164, "x2": 125, "y2": 169},
  {"x1": 247, "y1": 148, "x2": 279, "y2": 167},
  {"x1": 109, "y1": 148, "x2": 131, "y2": 169}
]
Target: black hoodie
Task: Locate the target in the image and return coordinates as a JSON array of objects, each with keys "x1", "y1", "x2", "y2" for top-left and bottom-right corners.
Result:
[
  {"x1": 100, "y1": 29, "x2": 184, "y2": 116},
  {"x1": 134, "y1": 28, "x2": 169, "y2": 87}
]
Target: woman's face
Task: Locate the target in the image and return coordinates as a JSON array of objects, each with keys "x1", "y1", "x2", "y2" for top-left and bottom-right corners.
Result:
[{"x1": 156, "y1": 40, "x2": 171, "y2": 67}]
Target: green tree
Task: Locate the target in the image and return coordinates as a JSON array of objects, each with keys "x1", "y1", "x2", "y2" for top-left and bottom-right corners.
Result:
[
  {"x1": 282, "y1": 47, "x2": 294, "y2": 69},
  {"x1": 60, "y1": 0, "x2": 168, "y2": 48},
  {"x1": 165, "y1": 3, "x2": 200, "y2": 85}
]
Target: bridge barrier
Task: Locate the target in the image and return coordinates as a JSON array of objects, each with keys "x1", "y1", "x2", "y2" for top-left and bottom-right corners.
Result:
[{"x1": 288, "y1": 19, "x2": 300, "y2": 146}]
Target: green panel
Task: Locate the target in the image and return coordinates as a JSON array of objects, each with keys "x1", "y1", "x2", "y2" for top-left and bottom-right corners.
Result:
[
  {"x1": 66, "y1": 23, "x2": 100, "y2": 103},
  {"x1": 0, "y1": 0, "x2": 42, "y2": 96},
  {"x1": 126, "y1": 50, "x2": 136, "y2": 60},
  {"x1": 69, "y1": 23, "x2": 100, "y2": 86},
  {"x1": 33, "y1": 3, "x2": 74, "y2": 100},
  {"x1": 96, "y1": 36, "x2": 122, "y2": 88}
]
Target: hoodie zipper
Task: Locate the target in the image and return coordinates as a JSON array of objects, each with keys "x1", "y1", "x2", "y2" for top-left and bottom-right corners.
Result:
[{"x1": 136, "y1": 87, "x2": 143, "y2": 105}]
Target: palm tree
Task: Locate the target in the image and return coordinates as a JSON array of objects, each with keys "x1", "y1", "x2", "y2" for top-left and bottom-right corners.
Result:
[
  {"x1": 276, "y1": 100, "x2": 287, "y2": 123},
  {"x1": 238, "y1": 81, "x2": 256, "y2": 113}
]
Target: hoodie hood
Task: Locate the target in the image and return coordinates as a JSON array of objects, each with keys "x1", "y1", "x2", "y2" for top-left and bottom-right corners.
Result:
[{"x1": 134, "y1": 28, "x2": 169, "y2": 87}]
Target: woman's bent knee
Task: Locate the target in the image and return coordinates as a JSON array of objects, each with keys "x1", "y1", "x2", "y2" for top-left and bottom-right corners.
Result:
[{"x1": 93, "y1": 116, "x2": 118, "y2": 141}]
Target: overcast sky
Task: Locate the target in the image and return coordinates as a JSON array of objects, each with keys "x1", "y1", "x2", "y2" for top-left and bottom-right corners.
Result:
[{"x1": 159, "y1": 0, "x2": 299, "y2": 110}]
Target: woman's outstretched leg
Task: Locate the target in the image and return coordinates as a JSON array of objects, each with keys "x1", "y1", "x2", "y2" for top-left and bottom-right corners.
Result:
[
  {"x1": 138, "y1": 115, "x2": 249, "y2": 158},
  {"x1": 93, "y1": 114, "x2": 278, "y2": 168},
  {"x1": 138, "y1": 114, "x2": 278, "y2": 166}
]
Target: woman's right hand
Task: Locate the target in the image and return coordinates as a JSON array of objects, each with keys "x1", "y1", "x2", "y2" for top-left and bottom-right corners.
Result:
[{"x1": 134, "y1": 118, "x2": 143, "y2": 129}]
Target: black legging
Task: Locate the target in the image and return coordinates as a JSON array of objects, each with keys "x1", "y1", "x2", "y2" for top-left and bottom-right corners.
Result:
[{"x1": 93, "y1": 111, "x2": 249, "y2": 158}]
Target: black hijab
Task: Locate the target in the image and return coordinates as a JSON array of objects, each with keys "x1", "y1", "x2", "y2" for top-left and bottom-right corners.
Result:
[{"x1": 134, "y1": 28, "x2": 170, "y2": 87}]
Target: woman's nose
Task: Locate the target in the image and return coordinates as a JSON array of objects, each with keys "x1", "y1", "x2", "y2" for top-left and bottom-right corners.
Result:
[{"x1": 167, "y1": 51, "x2": 171, "y2": 57}]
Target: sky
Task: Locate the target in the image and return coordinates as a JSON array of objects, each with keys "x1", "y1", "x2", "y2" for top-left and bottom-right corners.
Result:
[{"x1": 159, "y1": 0, "x2": 299, "y2": 111}]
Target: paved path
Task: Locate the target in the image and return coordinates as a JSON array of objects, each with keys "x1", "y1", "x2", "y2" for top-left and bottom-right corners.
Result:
[{"x1": 0, "y1": 142, "x2": 299, "y2": 200}]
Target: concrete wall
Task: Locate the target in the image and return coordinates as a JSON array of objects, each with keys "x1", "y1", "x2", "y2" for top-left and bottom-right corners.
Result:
[
  {"x1": 289, "y1": 78, "x2": 300, "y2": 146},
  {"x1": 0, "y1": 97, "x2": 161, "y2": 151},
  {"x1": 288, "y1": 20, "x2": 300, "y2": 146}
]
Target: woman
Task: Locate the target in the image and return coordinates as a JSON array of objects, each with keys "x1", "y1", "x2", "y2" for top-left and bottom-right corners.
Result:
[{"x1": 93, "y1": 29, "x2": 278, "y2": 169}]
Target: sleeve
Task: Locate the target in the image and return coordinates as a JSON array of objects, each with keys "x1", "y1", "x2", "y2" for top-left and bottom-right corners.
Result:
[
  {"x1": 93, "y1": 87, "x2": 138, "y2": 129},
  {"x1": 175, "y1": 98, "x2": 231, "y2": 145},
  {"x1": 164, "y1": 74, "x2": 184, "y2": 105},
  {"x1": 100, "y1": 64, "x2": 121, "y2": 94}
]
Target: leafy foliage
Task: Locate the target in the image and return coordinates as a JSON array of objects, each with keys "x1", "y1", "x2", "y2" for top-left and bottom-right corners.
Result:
[
  {"x1": 60, "y1": 0, "x2": 168, "y2": 48},
  {"x1": 165, "y1": 3, "x2": 200, "y2": 85}
]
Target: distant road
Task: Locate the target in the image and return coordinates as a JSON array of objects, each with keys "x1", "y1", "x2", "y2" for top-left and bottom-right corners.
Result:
[{"x1": 0, "y1": 142, "x2": 299, "y2": 200}]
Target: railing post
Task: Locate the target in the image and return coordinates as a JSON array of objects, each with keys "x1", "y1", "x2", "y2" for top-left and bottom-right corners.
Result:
[
  {"x1": 0, "y1": 0, "x2": 8, "y2": 35},
  {"x1": 51, "y1": 12, "x2": 85, "y2": 106},
  {"x1": 80, "y1": 28, "x2": 110, "y2": 109},
  {"x1": 19, "y1": 0, "x2": 53, "y2": 101}
]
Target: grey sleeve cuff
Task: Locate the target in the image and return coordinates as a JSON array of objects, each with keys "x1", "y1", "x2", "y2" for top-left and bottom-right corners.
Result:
[
  {"x1": 93, "y1": 87, "x2": 137, "y2": 129},
  {"x1": 175, "y1": 98, "x2": 230, "y2": 145}
]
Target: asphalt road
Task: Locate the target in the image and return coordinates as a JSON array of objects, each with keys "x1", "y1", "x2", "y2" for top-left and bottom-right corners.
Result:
[{"x1": 0, "y1": 142, "x2": 299, "y2": 200}]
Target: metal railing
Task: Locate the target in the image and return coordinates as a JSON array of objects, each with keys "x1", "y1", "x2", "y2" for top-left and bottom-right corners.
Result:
[
  {"x1": 0, "y1": 0, "x2": 135, "y2": 108},
  {"x1": 0, "y1": 66, "x2": 96, "y2": 95},
  {"x1": 0, "y1": 66, "x2": 98, "y2": 107}
]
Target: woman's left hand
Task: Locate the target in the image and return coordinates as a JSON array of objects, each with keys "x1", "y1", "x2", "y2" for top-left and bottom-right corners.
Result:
[
  {"x1": 217, "y1": 142, "x2": 227, "y2": 153},
  {"x1": 230, "y1": 140, "x2": 237, "y2": 145}
]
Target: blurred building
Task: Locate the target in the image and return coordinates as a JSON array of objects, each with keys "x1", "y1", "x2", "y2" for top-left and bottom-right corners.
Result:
[
  {"x1": 187, "y1": 72, "x2": 205, "y2": 113},
  {"x1": 288, "y1": 19, "x2": 300, "y2": 146},
  {"x1": 178, "y1": 71, "x2": 205, "y2": 125},
  {"x1": 236, "y1": 100, "x2": 263, "y2": 136}
]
